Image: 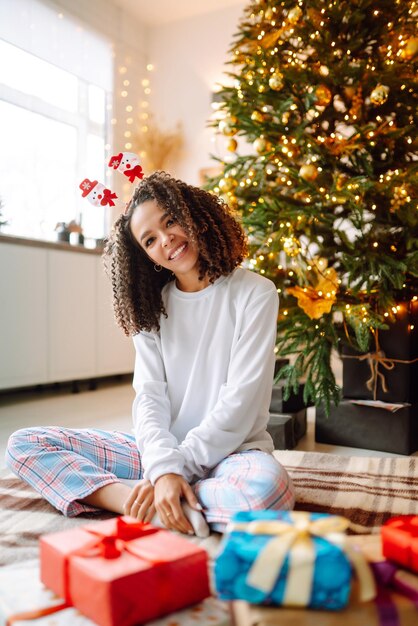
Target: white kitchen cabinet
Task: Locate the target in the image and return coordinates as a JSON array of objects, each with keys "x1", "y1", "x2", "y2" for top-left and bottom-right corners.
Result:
[
  {"x1": 96, "y1": 258, "x2": 134, "y2": 376},
  {"x1": 0, "y1": 243, "x2": 49, "y2": 388},
  {"x1": 48, "y1": 249, "x2": 97, "y2": 382},
  {"x1": 0, "y1": 238, "x2": 134, "y2": 390}
]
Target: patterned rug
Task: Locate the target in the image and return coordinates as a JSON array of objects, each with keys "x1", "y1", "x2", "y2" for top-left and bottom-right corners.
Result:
[
  {"x1": 1, "y1": 450, "x2": 418, "y2": 567},
  {"x1": 1, "y1": 451, "x2": 418, "y2": 625},
  {"x1": 275, "y1": 450, "x2": 418, "y2": 534}
]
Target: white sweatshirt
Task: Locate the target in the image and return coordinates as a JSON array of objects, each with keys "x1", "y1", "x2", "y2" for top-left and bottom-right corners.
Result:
[{"x1": 132, "y1": 267, "x2": 278, "y2": 484}]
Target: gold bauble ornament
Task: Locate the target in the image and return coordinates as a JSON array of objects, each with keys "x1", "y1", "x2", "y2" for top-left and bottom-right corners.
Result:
[
  {"x1": 299, "y1": 163, "x2": 318, "y2": 181},
  {"x1": 269, "y1": 71, "x2": 284, "y2": 91},
  {"x1": 343, "y1": 86, "x2": 356, "y2": 100},
  {"x1": 294, "y1": 190, "x2": 310, "y2": 203},
  {"x1": 315, "y1": 84, "x2": 332, "y2": 106},
  {"x1": 282, "y1": 235, "x2": 301, "y2": 257},
  {"x1": 336, "y1": 174, "x2": 349, "y2": 190},
  {"x1": 253, "y1": 136, "x2": 271, "y2": 154},
  {"x1": 305, "y1": 108, "x2": 317, "y2": 122},
  {"x1": 264, "y1": 7, "x2": 274, "y2": 21},
  {"x1": 258, "y1": 84, "x2": 267, "y2": 93},
  {"x1": 287, "y1": 6, "x2": 302, "y2": 23},
  {"x1": 390, "y1": 185, "x2": 409, "y2": 212},
  {"x1": 335, "y1": 195, "x2": 347, "y2": 204},
  {"x1": 228, "y1": 194, "x2": 238, "y2": 210},
  {"x1": 285, "y1": 141, "x2": 300, "y2": 158},
  {"x1": 370, "y1": 84, "x2": 389, "y2": 106},
  {"x1": 319, "y1": 65, "x2": 329, "y2": 77},
  {"x1": 218, "y1": 176, "x2": 238, "y2": 192},
  {"x1": 219, "y1": 121, "x2": 237, "y2": 136},
  {"x1": 251, "y1": 110, "x2": 265, "y2": 123},
  {"x1": 226, "y1": 114, "x2": 238, "y2": 125},
  {"x1": 221, "y1": 194, "x2": 238, "y2": 210},
  {"x1": 314, "y1": 257, "x2": 328, "y2": 271},
  {"x1": 400, "y1": 37, "x2": 418, "y2": 60},
  {"x1": 227, "y1": 138, "x2": 238, "y2": 152},
  {"x1": 219, "y1": 115, "x2": 238, "y2": 136},
  {"x1": 281, "y1": 111, "x2": 290, "y2": 124},
  {"x1": 307, "y1": 8, "x2": 323, "y2": 29}
]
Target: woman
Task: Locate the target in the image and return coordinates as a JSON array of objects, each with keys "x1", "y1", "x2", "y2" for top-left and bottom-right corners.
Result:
[{"x1": 6, "y1": 171, "x2": 294, "y2": 536}]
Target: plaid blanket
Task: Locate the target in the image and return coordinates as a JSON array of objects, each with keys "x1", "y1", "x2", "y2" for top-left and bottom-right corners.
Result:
[
  {"x1": 0, "y1": 469, "x2": 220, "y2": 567},
  {"x1": 1, "y1": 450, "x2": 418, "y2": 565},
  {"x1": 275, "y1": 450, "x2": 418, "y2": 534}
]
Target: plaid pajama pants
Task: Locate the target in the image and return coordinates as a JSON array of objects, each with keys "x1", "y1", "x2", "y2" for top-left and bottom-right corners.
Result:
[{"x1": 5, "y1": 426, "x2": 295, "y2": 531}]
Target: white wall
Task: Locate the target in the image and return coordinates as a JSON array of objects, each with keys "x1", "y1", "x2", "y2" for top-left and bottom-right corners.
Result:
[
  {"x1": 48, "y1": 0, "x2": 246, "y2": 188},
  {"x1": 148, "y1": 4, "x2": 245, "y2": 185},
  {"x1": 51, "y1": 0, "x2": 147, "y2": 53}
]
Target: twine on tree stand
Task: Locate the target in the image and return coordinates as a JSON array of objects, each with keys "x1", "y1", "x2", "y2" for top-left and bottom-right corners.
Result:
[{"x1": 342, "y1": 329, "x2": 418, "y2": 401}]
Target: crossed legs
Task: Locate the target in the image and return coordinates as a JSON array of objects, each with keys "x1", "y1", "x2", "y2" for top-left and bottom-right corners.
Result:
[{"x1": 6, "y1": 426, "x2": 295, "y2": 532}]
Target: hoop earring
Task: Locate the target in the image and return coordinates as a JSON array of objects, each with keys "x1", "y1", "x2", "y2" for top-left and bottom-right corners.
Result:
[{"x1": 154, "y1": 264, "x2": 163, "y2": 272}]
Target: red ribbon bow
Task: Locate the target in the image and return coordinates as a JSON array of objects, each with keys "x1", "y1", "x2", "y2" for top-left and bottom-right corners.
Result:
[
  {"x1": 85, "y1": 517, "x2": 160, "y2": 559},
  {"x1": 382, "y1": 516, "x2": 418, "y2": 572},
  {"x1": 100, "y1": 188, "x2": 118, "y2": 206},
  {"x1": 123, "y1": 164, "x2": 144, "y2": 183}
]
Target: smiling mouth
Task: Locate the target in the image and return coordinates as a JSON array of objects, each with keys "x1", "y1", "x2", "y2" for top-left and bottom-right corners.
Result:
[{"x1": 169, "y1": 242, "x2": 188, "y2": 260}]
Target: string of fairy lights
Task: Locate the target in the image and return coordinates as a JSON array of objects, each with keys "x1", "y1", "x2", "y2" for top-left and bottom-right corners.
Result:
[{"x1": 109, "y1": 57, "x2": 155, "y2": 199}]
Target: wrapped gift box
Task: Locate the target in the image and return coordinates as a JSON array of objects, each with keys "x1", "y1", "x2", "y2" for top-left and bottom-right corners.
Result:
[
  {"x1": 274, "y1": 357, "x2": 290, "y2": 377},
  {"x1": 229, "y1": 534, "x2": 418, "y2": 626},
  {"x1": 315, "y1": 400, "x2": 418, "y2": 455},
  {"x1": 40, "y1": 516, "x2": 210, "y2": 626},
  {"x1": 0, "y1": 558, "x2": 227, "y2": 626},
  {"x1": 214, "y1": 511, "x2": 375, "y2": 611},
  {"x1": 266, "y1": 409, "x2": 307, "y2": 449},
  {"x1": 270, "y1": 383, "x2": 311, "y2": 414},
  {"x1": 382, "y1": 516, "x2": 418, "y2": 574},
  {"x1": 341, "y1": 305, "x2": 418, "y2": 404}
]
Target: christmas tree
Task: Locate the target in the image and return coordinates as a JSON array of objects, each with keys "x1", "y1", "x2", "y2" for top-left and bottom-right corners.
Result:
[{"x1": 207, "y1": 0, "x2": 418, "y2": 412}]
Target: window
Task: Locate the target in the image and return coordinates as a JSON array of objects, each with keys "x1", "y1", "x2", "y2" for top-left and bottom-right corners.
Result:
[{"x1": 0, "y1": 1, "x2": 113, "y2": 240}]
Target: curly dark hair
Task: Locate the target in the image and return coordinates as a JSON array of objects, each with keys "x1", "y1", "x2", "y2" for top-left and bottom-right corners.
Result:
[{"x1": 103, "y1": 170, "x2": 247, "y2": 335}]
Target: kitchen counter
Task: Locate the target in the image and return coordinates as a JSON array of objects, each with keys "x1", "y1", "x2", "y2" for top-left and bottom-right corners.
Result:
[{"x1": 0, "y1": 233, "x2": 103, "y2": 255}]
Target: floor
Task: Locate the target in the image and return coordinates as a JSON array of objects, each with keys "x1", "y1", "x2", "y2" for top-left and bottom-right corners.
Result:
[{"x1": 0, "y1": 376, "x2": 410, "y2": 468}]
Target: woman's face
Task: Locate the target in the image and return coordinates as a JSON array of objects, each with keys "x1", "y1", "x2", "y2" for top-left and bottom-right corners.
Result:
[{"x1": 130, "y1": 198, "x2": 201, "y2": 284}]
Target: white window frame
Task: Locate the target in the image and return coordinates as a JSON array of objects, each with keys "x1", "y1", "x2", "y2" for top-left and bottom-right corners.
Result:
[{"x1": 0, "y1": 37, "x2": 112, "y2": 240}]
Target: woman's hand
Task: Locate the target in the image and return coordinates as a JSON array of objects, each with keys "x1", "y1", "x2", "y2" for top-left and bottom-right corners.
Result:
[
  {"x1": 123, "y1": 479, "x2": 156, "y2": 523},
  {"x1": 154, "y1": 473, "x2": 200, "y2": 534}
]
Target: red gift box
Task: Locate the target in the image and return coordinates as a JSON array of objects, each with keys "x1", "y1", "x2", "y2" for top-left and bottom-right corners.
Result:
[
  {"x1": 40, "y1": 516, "x2": 211, "y2": 626},
  {"x1": 382, "y1": 516, "x2": 418, "y2": 574}
]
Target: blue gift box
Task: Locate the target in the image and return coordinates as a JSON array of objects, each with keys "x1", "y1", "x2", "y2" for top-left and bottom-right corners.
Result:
[{"x1": 214, "y1": 510, "x2": 375, "y2": 611}]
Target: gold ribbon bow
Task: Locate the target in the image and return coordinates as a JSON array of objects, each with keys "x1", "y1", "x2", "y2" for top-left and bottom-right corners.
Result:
[
  {"x1": 342, "y1": 328, "x2": 418, "y2": 400},
  {"x1": 228, "y1": 511, "x2": 376, "y2": 607},
  {"x1": 359, "y1": 350, "x2": 394, "y2": 396}
]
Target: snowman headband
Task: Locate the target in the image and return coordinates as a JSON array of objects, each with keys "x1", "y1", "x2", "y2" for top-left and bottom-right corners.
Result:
[{"x1": 79, "y1": 152, "x2": 143, "y2": 210}]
